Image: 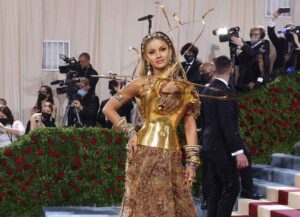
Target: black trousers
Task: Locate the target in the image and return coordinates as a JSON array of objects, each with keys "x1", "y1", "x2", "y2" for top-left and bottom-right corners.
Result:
[
  {"x1": 239, "y1": 146, "x2": 253, "y2": 193},
  {"x1": 201, "y1": 146, "x2": 254, "y2": 200},
  {"x1": 202, "y1": 151, "x2": 240, "y2": 217}
]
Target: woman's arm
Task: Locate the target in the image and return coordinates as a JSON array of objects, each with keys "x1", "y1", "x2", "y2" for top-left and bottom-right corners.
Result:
[
  {"x1": 2, "y1": 121, "x2": 25, "y2": 136},
  {"x1": 30, "y1": 114, "x2": 41, "y2": 131},
  {"x1": 103, "y1": 79, "x2": 141, "y2": 158},
  {"x1": 184, "y1": 114, "x2": 198, "y2": 146},
  {"x1": 183, "y1": 114, "x2": 200, "y2": 189},
  {"x1": 103, "y1": 79, "x2": 141, "y2": 124},
  {"x1": 52, "y1": 104, "x2": 57, "y2": 119}
]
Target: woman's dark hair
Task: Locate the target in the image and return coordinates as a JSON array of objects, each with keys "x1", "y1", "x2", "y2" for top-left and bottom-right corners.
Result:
[
  {"x1": 35, "y1": 85, "x2": 54, "y2": 111},
  {"x1": 0, "y1": 106, "x2": 14, "y2": 125},
  {"x1": 0, "y1": 98, "x2": 7, "y2": 106}
]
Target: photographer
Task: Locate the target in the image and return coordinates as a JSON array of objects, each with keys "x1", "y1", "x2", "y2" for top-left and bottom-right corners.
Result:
[
  {"x1": 0, "y1": 106, "x2": 25, "y2": 147},
  {"x1": 268, "y1": 9, "x2": 300, "y2": 77},
  {"x1": 30, "y1": 102, "x2": 56, "y2": 131},
  {"x1": 68, "y1": 78, "x2": 99, "y2": 127},
  {"x1": 98, "y1": 79, "x2": 133, "y2": 128},
  {"x1": 77, "y1": 52, "x2": 99, "y2": 94},
  {"x1": 231, "y1": 26, "x2": 270, "y2": 91},
  {"x1": 25, "y1": 85, "x2": 57, "y2": 133}
]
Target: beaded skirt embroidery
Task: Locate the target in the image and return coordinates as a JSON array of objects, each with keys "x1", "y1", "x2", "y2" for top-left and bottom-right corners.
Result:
[{"x1": 120, "y1": 144, "x2": 197, "y2": 217}]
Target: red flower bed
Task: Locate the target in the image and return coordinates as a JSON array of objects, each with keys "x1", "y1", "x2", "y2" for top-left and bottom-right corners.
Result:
[
  {"x1": 238, "y1": 73, "x2": 300, "y2": 163},
  {"x1": 0, "y1": 128, "x2": 126, "y2": 216}
]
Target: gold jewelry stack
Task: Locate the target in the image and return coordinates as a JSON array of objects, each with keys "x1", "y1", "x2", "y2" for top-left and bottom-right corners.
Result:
[
  {"x1": 184, "y1": 144, "x2": 201, "y2": 169},
  {"x1": 112, "y1": 117, "x2": 137, "y2": 139}
]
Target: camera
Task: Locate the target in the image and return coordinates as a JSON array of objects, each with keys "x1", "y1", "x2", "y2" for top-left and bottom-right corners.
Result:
[
  {"x1": 278, "y1": 26, "x2": 300, "y2": 36},
  {"x1": 213, "y1": 26, "x2": 240, "y2": 61},
  {"x1": 213, "y1": 26, "x2": 240, "y2": 43},
  {"x1": 58, "y1": 54, "x2": 80, "y2": 74},
  {"x1": 50, "y1": 55, "x2": 81, "y2": 99}
]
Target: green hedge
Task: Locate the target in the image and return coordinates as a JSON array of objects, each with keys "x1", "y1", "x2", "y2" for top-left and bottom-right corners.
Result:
[
  {"x1": 0, "y1": 127, "x2": 201, "y2": 217},
  {"x1": 0, "y1": 128, "x2": 126, "y2": 217},
  {"x1": 238, "y1": 72, "x2": 300, "y2": 163}
]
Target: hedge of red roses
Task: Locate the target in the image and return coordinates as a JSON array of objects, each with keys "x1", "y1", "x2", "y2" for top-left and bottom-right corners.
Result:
[
  {"x1": 238, "y1": 73, "x2": 300, "y2": 163},
  {"x1": 0, "y1": 128, "x2": 126, "y2": 217}
]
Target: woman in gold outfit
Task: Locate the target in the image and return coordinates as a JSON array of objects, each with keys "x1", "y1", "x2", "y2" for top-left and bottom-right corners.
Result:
[{"x1": 103, "y1": 31, "x2": 201, "y2": 217}]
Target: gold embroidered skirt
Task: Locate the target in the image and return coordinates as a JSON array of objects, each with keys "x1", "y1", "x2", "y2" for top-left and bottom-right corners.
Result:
[{"x1": 120, "y1": 145, "x2": 197, "y2": 217}]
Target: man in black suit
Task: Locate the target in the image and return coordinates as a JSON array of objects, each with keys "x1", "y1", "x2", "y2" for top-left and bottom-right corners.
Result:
[
  {"x1": 98, "y1": 79, "x2": 133, "y2": 128},
  {"x1": 77, "y1": 52, "x2": 99, "y2": 94},
  {"x1": 201, "y1": 56, "x2": 248, "y2": 217},
  {"x1": 180, "y1": 43, "x2": 202, "y2": 84}
]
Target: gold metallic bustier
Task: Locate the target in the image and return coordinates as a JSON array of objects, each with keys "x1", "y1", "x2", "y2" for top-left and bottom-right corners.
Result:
[{"x1": 135, "y1": 70, "x2": 200, "y2": 150}]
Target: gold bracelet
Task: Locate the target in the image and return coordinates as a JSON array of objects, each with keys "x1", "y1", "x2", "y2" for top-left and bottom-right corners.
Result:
[
  {"x1": 113, "y1": 92, "x2": 125, "y2": 103},
  {"x1": 184, "y1": 144, "x2": 201, "y2": 168},
  {"x1": 112, "y1": 117, "x2": 136, "y2": 138}
]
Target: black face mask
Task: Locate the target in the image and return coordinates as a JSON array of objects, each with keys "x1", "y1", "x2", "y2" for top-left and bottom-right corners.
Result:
[
  {"x1": 42, "y1": 112, "x2": 52, "y2": 122},
  {"x1": 200, "y1": 73, "x2": 211, "y2": 84},
  {"x1": 38, "y1": 93, "x2": 48, "y2": 101},
  {"x1": 184, "y1": 54, "x2": 194, "y2": 63},
  {"x1": 0, "y1": 118, "x2": 9, "y2": 126}
]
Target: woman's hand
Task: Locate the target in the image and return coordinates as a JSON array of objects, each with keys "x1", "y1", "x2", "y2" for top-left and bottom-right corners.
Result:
[
  {"x1": 184, "y1": 167, "x2": 196, "y2": 191},
  {"x1": 272, "y1": 9, "x2": 280, "y2": 21},
  {"x1": 126, "y1": 134, "x2": 137, "y2": 159},
  {"x1": 0, "y1": 123, "x2": 6, "y2": 131}
]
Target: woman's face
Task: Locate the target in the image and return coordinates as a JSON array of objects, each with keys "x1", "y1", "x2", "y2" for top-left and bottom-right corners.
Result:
[
  {"x1": 0, "y1": 111, "x2": 7, "y2": 119},
  {"x1": 144, "y1": 39, "x2": 171, "y2": 72},
  {"x1": 42, "y1": 106, "x2": 51, "y2": 114}
]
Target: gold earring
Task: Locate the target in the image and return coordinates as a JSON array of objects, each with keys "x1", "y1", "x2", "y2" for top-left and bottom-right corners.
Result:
[
  {"x1": 169, "y1": 56, "x2": 172, "y2": 65},
  {"x1": 147, "y1": 62, "x2": 152, "y2": 76}
]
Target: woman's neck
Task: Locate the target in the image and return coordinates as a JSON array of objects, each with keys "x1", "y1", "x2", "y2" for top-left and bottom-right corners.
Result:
[{"x1": 152, "y1": 67, "x2": 168, "y2": 77}]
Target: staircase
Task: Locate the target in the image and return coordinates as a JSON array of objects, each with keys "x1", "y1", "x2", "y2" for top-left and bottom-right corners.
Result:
[{"x1": 232, "y1": 144, "x2": 300, "y2": 217}]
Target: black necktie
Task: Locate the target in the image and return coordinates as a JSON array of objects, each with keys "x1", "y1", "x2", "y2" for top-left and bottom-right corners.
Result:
[{"x1": 185, "y1": 63, "x2": 191, "y2": 72}]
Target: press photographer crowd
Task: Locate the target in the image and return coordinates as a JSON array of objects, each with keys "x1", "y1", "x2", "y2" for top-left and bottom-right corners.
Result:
[{"x1": 0, "y1": 8, "x2": 299, "y2": 148}]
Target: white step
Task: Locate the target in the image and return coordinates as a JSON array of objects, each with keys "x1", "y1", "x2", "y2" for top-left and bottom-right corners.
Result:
[
  {"x1": 257, "y1": 205, "x2": 293, "y2": 217},
  {"x1": 265, "y1": 186, "x2": 299, "y2": 203},
  {"x1": 236, "y1": 198, "x2": 268, "y2": 214},
  {"x1": 288, "y1": 192, "x2": 300, "y2": 209},
  {"x1": 295, "y1": 174, "x2": 300, "y2": 188}
]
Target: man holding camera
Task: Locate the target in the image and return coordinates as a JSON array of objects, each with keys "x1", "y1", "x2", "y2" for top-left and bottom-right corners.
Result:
[
  {"x1": 268, "y1": 9, "x2": 300, "y2": 77},
  {"x1": 68, "y1": 78, "x2": 99, "y2": 127},
  {"x1": 77, "y1": 52, "x2": 99, "y2": 94},
  {"x1": 231, "y1": 27, "x2": 270, "y2": 91}
]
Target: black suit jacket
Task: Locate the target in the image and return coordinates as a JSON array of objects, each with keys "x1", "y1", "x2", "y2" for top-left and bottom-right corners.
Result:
[
  {"x1": 182, "y1": 60, "x2": 202, "y2": 84},
  {"x1": 98, "y1": 98, "x2": 133, "y2": 128},
  {"x1": 201, "y1": 79, "x2": 244, "y2": 154}
]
